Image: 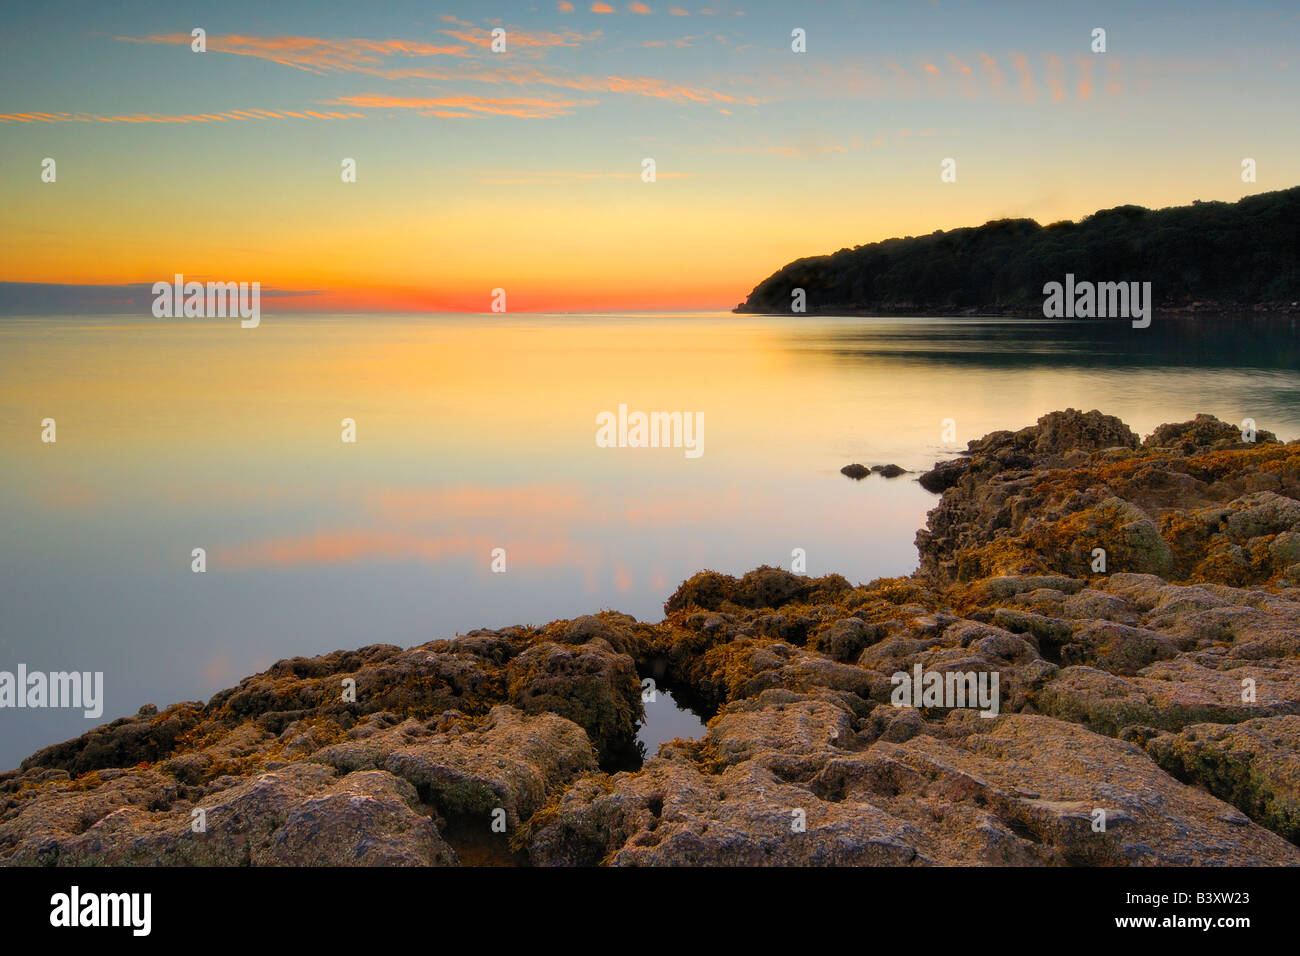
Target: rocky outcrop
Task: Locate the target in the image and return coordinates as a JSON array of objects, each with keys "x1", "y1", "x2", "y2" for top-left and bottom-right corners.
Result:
[
  {"x1": 916, "y1": 409, "x2": 1300, "y2": 587},
  {"x1": 1147, "y1": 716, "x2": 1300, "y2": 843},
  {"x1": 3, "y1": 412, "x2": 1299, "y2": 866}
]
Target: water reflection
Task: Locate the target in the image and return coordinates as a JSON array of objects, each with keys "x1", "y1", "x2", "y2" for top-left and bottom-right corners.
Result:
[
  {"x1": 635, "y1": 687, "x2": 709, "y2": 762},
  {"x1": 1, "y1": 312, "x2": 1298, "y2": 768}
]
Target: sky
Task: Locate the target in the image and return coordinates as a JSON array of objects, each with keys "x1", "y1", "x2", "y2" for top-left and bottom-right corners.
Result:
[{"x1": 1, "y1": 0, "x2": 1298, "y2": 312}]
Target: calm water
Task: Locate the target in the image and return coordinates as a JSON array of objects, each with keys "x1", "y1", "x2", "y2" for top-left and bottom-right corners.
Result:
[
  {"x1": 637, "y1": 688, "x2": 710, "y2": 756},
  {"x1": 2, "y1": 312, "x2": 1298, "y2": 769}
]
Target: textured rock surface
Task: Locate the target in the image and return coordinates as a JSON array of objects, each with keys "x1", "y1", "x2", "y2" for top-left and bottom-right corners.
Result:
[{"x1": 4, "y1": 411, "x2": 1299, "y2": 866}]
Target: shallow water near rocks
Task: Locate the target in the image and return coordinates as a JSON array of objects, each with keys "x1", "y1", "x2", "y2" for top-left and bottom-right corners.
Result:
[{"x1": 636, "y1": 687, "x2": 709, "y2": 759}]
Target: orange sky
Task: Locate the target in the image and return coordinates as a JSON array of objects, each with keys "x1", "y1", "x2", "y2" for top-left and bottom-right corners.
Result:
[{"x1": 2, "y1": 3, "x2": 1297, "y2": 310}]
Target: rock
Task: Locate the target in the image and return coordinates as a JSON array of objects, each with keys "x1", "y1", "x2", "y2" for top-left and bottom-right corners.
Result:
[
  {"x1": 1144, "y1": 414, "x2": 1277, "y2": 452},
  {"x1": 506, "y1": 643, "x2": 642, "y2": 762},
  {"x1": 527, "y1": 750, "x2": 921, "y2": 867},
  {"x1": 1147, "y1": 716, "x2": 1300, "y2": 842},
  {"x1": 528, "y1": 713, "x2": 1299, "y2": 866},
  {"x1": 2, "y1": 762, "x2": 457, "y2": 866},
  {"x1": 379, "y1": 707, "x2": 596, "y2": 827},
  {"x1": 809, "y1": 618, "x2": 883, "y2": 663},
  {"x1": 841, "y1": 463, "x2": 870, "y2": 480},
  {"x1": 918, "y1": 457, "x2": 969, "y2": 493},
  {"x1": 821, "y1": 714, "x2": 1300, "y2": 865},
  {"x1": 662, "y1": 567, "x2": 850, "y2": 613},
  {"x1": 20, "y1": 702, "x2": 205, "y2": 776},
  {"x1": 1027, "y1": 408, "x2": 1140, "y2": 456},
  {"x1": 1032, "y1": 659, "x2": 1300, "y2": 736},
  {"x1": 871, "y1": 464, "x2": 907, "y2": 478},
  {"x1": 1059, "y1": 621, "x2": 1178, "y2": 675},
  {"x1": 560, "y1": 613, "x2": 641, "y2": 657},
  {"x1": 262, "y1": 771, "x2": 458, "y2": 866},
  {"x1": 916, "y1": 410, "x2": 1300, "y2": 587}
]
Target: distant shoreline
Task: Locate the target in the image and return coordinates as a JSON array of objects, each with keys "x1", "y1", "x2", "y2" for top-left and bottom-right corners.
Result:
[
  {"x1": 733, "y1": 188, "x2": 1300, "y2": 317},
  {"x1": 732, "y1": 302, "x2": 1300, "y2": 318}
]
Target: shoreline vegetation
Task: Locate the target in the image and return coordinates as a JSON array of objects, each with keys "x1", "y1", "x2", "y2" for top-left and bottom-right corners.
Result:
[
  {"x1": 4, "y1": 409, "x2": 1300, "y2": 866},
  {"x1": 733, "y1": 187, "x2": 1300, "y2": 317}
]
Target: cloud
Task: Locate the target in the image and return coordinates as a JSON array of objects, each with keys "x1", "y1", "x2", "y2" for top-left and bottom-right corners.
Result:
[
  {"x1": 669, "y1": 6, "x2": 690, "y2": 14},
  {"x1": 331, "y1": 92, "x2": 593, "y2": 119},
  {"x1": 441, "y1": 27, "x2": 596, "y2": 49},
  {"x1": 121, "y1": 28, "x2": 601, "y2": 71},
  {"x1": 591, "y1": 2, "x2": 615, "y2": 11},
  {"x1": 0, "y1": 109, "x2": 361, "y2": 125},
  {"x1": 1105, "y1": 57, "x2": 1124, "y2": 95},
  {"x1": 363, "y1": 63, "x2": 747, "y2": 104},
  {"x1": 1044, "y1": 53, "x2": 1066, "y2": 103},
  {"x1": 1076, "y1": 54, "x2": 1094, "y2": 101},
  {"x1": 558, "y1": 0, "x2": 575, "y2": 9},
  {"x1": 751, "y1": 50, "x2": 1119, "y2": 106},
  {"x1": 1008, "y1": 51, "x2": 1036, "y2": 102},
  {"x1": 948, "y1": 55, "x2": 977, "y2": 98},
  {"x1": 629, "y1": 2, "x2": 653, "y2": 13},
  {"x1": 978, "y1": 52, "x2": 1005, "y2": 96},
  {"x1": 115, "y1": 30, "x2": 744, "y2": 108},
  {"x1": 120, "y1": 33, "x2": 471, "y2": 72}
]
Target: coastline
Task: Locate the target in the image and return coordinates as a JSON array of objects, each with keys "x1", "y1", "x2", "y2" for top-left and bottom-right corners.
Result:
[
  {"x1": 4, "y1": 409, "x2": 1299, "y2": 866},
  {"x1": 731, "y1": 303, "x2": 1300, "y2": 317}
]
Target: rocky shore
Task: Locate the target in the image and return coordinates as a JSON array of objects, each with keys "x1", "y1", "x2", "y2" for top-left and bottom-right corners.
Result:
[{"x1": 4, "y1": 409, "x2": 1300, "y2": 866}]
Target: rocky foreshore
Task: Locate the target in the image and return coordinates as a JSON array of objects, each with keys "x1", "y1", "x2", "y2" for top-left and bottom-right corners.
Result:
[{"x1": 4, "y1": 409, "x2": 1300, "y2": 866}]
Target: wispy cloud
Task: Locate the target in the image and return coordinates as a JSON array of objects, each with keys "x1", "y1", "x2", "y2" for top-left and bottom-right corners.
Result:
[
  {"x1": 121, "y1": 28, "x2": 601, "y2": 71},
  {"x1": 1008, "y1": 52, "x2": 1036, "y2": 102},
  {"x1": 117, "y1": 30, "x2": 742, "y2": 110},
  {"x1": 0, "y1": 108, "x2": 362, "y2": 124},
  {"x1": 1044, "y1": 53, "x2": 1066, "y2": 103},
  {"x1": 440, "y1": 27, "x2": 598, "y2": 50},
  {"x1": 121, "y1": 33, "x2": 471, "y2": 71},
  {"x1": 751, "y1": 51, "x2": 1122, "y2": 107},
  {"x1": 359, "y1": 63, "x2": 747, "y2": 105},
  {"x1": 978, "y1": 52, "x2": 1006, "y2": 96},
  {"x1": 330, "y1": 92, "x2": 592, "y2": 119},
  {"x1": 1076, "y1": 54, "x2": 1094, "y2": 101}
]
